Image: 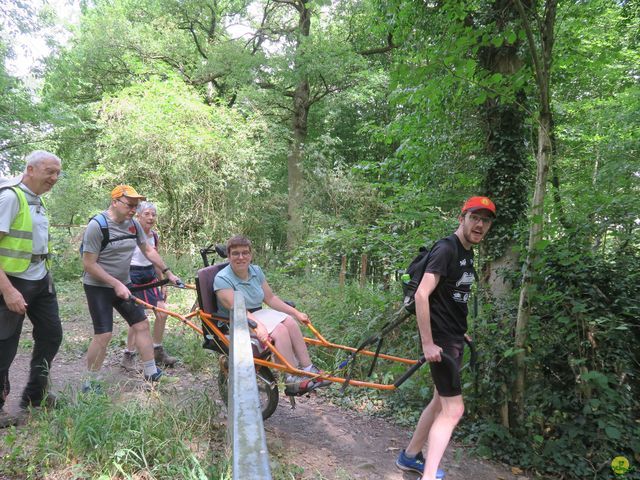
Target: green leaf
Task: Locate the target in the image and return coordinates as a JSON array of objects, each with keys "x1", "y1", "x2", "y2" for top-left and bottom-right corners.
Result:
[
  {"x1": 474, "y1": 91, "x2": 487, "y2": 105},
  {"x1": 488, "y1": 73, "x2": 503, "y2": 84},
  {"x1": 604, "y1": 426, "x2": 621, "y2": 440},
  {"x1": 491, "y1": 36, "x2": 504, "y2": 47}
]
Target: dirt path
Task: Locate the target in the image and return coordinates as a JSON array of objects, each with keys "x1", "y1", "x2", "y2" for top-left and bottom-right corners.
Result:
[{"x1": 3, "y1": 317, "x2": 525, "y2": 480}]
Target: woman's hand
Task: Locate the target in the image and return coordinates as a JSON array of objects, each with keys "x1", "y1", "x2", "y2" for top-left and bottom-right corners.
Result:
[
  {"x1": 295, "y1": 312, "x2": 310, "y2": 324},
  {"x1": 254, "y1": 321, "x2": 269, "y2": 344}
]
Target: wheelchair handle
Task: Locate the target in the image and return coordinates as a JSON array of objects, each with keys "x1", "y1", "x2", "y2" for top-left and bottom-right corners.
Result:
[
  {"x1": 393, "y1": 352, "x2": 457, "y2": 388},
  {"x1": 129, "y1": 278, "x2": 170, "y2": 293},
  {"x1": 464, "y1": 337, "x2": 478, "y2": 372}
]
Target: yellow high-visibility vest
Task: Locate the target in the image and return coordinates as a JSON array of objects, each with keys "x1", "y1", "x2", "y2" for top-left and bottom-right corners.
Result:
[{"x1": 0, "y1": 187, "x2": 35, "y2": 273}]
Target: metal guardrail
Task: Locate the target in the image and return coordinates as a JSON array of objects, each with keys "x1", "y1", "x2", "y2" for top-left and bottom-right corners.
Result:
[{"x1": 229, "y1": 291, "x2": 272, "y2": 480}]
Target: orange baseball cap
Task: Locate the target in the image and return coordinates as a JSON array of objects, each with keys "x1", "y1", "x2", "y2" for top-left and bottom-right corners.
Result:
[
  {"x1": 111, "y1": 185, "x2": 146, "y2": 200},
  {"x1": 462, "y1": 196, "x2": 496, "y2": 217}
]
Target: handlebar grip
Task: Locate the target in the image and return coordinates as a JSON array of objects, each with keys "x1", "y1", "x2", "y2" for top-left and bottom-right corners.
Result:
[
  {"x1": 464, "y1": 337, "x2": 478, "y2": 372},
  {"x1": 393, "y1": 352, "x2": 457, "y2": 388}
]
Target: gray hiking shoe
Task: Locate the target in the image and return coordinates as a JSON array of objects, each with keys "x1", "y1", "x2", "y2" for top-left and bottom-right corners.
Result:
[
  {"x1": 120, "y1": 350, "x2": 138, "y2": 371},
  {"x1": 307, "y1": 365, "x2": 331, "y2": 388},
  {"x1": 284, "y1": 369, "x2": 330, "y2": 396},
  {"x1": 154, "y1": 345, "x2": 178, "y2": 367}
]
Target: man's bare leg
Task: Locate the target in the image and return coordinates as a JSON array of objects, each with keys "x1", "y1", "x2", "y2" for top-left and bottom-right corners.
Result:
[
  {"x1": 422, "y1": 395, "x2": 464, "y2": 480},
  {"x1": 406, "y1": 391, "x2": 442, "y2": 456},
  {"x1": 86, "y1": 332, "x2": 112, "y2": 371}
]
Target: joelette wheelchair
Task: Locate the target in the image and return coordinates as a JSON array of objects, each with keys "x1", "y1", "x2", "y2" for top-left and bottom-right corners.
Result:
[{"x1": 130, "y1": 244, "x2": 471, "y2": 420}]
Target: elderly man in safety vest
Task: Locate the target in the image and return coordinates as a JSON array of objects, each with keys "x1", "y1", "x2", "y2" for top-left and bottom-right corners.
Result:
[{"x1": 0, "y1": 150, "x2": 63, "y2": 428}]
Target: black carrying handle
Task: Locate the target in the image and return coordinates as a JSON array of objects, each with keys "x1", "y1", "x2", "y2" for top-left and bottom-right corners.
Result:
[
  {"x1": 200, "y1": 243, "x2": 228, "y2": 267},
  {"x1": 393, "y1": 352, "x2": 457, "y2": 388},
  {"x1": 129, "y1": 278, "x2": 186, "y2": 293},
  {"x1": 129, "y1": 278, "x2": 170, "y2": 293},
  {"x1": 465, "y1": 336, "x2": 478, "y2": 372}
]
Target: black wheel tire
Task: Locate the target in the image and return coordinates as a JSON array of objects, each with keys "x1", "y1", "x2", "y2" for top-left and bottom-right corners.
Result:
[{"x1": 217, "y1": 357, "x2": 279, "y2": 420}]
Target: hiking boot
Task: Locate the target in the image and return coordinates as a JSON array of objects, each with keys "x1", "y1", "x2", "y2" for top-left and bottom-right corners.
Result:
[
  {"x1": 154, "y1": 345, "x2": 177, "y2": 367},
  {"x1": 120, "y1": 350, "x2": 138, "y2": 371},
  {"x1": 0, "y1": 409, "x2": 26, "y2": 429},
  {"x1": 395, "y1": 449, "x2": 445, "y2": 478},
  {"x1": 144, "y1": 368, "x2": 179, "y2": 384},
  {"x1": 19, "y1": 392, "x2": 58, "y2": 410}
]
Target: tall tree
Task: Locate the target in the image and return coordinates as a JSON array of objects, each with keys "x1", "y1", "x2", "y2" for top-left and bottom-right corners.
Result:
[{"x1": 512, "y1": 0, "x2": 557, "y2": 425}]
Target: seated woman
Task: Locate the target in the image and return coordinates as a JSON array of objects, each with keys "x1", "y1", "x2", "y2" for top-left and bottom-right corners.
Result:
[{"x1": 213, "y1": 235, "x2": 329, "y2": 395}]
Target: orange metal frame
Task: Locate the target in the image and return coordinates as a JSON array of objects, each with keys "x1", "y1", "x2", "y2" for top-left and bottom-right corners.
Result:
[{"x1": 132, "y1": 286, "x2": 420, "y2": 391}]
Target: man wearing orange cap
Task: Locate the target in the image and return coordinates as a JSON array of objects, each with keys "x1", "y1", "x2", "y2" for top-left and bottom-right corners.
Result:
[
  {"x1": 396, "y1": 196, "x2": 496, "y2": 480},
  {"x1": 81, "y1": 185, "x2": 182, "y2": 391}
]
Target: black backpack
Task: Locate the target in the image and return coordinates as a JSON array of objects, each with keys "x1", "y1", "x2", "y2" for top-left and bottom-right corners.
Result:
[
  {"x1": 401, "y1": 237, "x2": 458, "y2": 314},
  {"x1": 79, "y1": 213, "x2": 139, "y2": 255}
]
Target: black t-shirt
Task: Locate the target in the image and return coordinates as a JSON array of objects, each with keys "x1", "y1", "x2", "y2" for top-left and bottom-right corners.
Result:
[{"x1": 424, "y1": 234, "x2": 475, "y2": 342}]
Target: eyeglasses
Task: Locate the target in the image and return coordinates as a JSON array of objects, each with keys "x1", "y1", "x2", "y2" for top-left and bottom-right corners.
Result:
[
  {"x1": 468, "y1": 213, "x2": 494, "y2": 225},
  {"x1": 116, "y1": 199, "x2": 138, "y2": 210},
  {"x1": 230, "y1": 250, "x2": 252, "y2": 258}
]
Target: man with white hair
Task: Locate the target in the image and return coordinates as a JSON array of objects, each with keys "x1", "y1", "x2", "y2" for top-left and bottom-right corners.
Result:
[{"x1": 0, "y1": 150, "x2": 63, "y2": 428}]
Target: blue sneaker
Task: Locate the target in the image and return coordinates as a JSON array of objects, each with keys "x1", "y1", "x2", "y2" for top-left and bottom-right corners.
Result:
[
  {"x1": 81, "y1": 380, "x2": 104, "y2": 394},
  {"x1": 144, "y1": 368, "x2": 164, "y2": 382},
  {"x1": 144, "y1": 368, "x2": 179, "y2": 384},
  {"x1": 395, "y1": 450, "x2": 445, "y2": 478}
]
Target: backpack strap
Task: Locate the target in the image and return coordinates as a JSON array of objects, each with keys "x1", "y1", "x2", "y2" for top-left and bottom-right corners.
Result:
[
  {"x1": 90, "y1": 213, "x2": 138, "y2": 252},
  {"x1": 152, "y1": 230, "x2": 159, "y2": 250},
  {"x1": 90, "y1": 213, "x2": 110, "y2": 252},
  {"x1": 442, "y1": 235, "x2": 478, "y2": 282}
]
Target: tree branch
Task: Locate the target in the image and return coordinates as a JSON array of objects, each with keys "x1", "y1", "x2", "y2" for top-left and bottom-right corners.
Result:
[
  {"x1": 189, "y1": 22, "x2": 208, "y2": 60},
  {"x1": 358, "y1": 33, "x2": 398, "y2": 55},
  {"x1": 271, "y1": 0, "x2": 301, "y2": 12}
]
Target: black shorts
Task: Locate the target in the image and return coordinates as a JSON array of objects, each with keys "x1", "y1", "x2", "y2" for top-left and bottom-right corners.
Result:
[
  {"x1": 83, "y1": 284, "x2": 147, "y2": 334},
  {"x1": 430, "y1": 341, "x2": 464, "y2": 397},
  {"x1": 130, "y1": 265, "x2": 164, "y2": 307}
]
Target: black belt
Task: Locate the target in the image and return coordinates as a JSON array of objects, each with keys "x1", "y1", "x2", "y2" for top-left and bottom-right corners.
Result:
[
  {"x1": 31, "y1": 254, "x2": 49, "y2": 263},
  {"x1": 248, "y1": 307, "x2": 262, "y2": 313},
  {"x1": 130, "y1": 265, "x2": 154, "y2": 270}
]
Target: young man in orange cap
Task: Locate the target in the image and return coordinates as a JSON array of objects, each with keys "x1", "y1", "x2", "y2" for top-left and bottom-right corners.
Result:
[
  {"x1": 396, "y1": 196, "x2": 496, "y2": 480},
  {"x1": 81, "y1": 185, "x2": 182, "y2": 391}
]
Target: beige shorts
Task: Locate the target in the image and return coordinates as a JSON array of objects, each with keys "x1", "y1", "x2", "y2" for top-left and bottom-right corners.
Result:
[{"x1": 252, "y1": 309, "x2": 289, "y2": 333}]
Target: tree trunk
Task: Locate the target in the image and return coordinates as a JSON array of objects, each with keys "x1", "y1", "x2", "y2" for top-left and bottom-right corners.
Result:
[
  {"x1": 286, "y1": 1, "x2": 311, "y2": 250},
  {"x1": 478, "y1": 0, "x2": 530, "y2": 297},
  {"x1": 513, "y1": 110, "x2": 552, "y2": 422},
  {"x1": 512, "y1": 0, "x2": 557, "y2": 425}
]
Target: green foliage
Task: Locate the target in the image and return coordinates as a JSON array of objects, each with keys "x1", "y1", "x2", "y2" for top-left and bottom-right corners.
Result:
[
  {"x1": 82, "y1": 76, "x2": 275, "y2": 248},
  {"x1": 466, "y1": 229, "x2": 640, "y2": 478}
]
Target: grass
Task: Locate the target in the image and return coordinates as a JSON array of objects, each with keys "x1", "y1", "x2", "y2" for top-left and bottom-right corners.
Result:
[{"x1": 1, "y1": 390, "x2": 228, "y2": 479}]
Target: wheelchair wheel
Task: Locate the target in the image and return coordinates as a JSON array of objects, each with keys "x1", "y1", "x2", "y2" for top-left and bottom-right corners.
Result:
[{"x1": 217, "y1": 355, "x2": 279, "y2": 420}]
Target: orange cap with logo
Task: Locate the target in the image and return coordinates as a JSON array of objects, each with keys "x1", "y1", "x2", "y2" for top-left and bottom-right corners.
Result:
[
  {"x1": 461, "y1": 196, "x2": 496, "y2": 217},
  {"x1": 111, "y1": 185, "x2": 146, "y2": 200}
]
